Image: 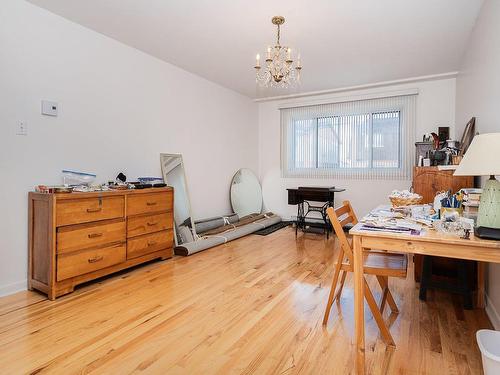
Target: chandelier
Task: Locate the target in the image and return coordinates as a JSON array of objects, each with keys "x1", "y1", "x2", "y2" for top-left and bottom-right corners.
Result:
[{"x1": 254, "y1": 16, "x2": 302, "y2": 88}]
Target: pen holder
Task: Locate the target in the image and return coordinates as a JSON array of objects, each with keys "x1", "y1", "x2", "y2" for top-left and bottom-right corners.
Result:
[{"x1": 440, "y1": 207, "x2": 463, "y2": 219}]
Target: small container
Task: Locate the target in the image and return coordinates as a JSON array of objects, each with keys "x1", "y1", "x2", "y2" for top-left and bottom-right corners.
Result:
[
  {"x1": 62, "y1": 170, "x2": 96, "y2": 186},
  {"x1": 476, "y1": 329, "x2": 500, "y2": 375},
  {"x1": 452, "y1": 155, "x2": 463, "y2": 165},
  {"x1": 440, "y1": 207, "x2": 463, "y2": 218}
]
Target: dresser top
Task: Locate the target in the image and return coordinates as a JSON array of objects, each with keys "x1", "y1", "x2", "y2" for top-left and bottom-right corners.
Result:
[{"x1": 29, "y1": 187, "x2": 173, "y2": 200}]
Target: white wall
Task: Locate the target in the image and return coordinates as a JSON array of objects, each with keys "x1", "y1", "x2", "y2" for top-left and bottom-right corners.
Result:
[
  {"x1": 258, "y1": 78, "x2": 457, "y2": 219},
  {"x1": 455, "y1": 0, "x2": 500, "y2": 329},
  {"x1": 0, "y1": 0, "x2": 258, "y2": 296}
]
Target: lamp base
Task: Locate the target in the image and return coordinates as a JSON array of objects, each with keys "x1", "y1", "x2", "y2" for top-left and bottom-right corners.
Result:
[
  {"x1": 477, "y1": 177, "x2": 500, "y2": 229},
  {"x1": 474, "y1": 226, "x2": 500, "y2": 240}
]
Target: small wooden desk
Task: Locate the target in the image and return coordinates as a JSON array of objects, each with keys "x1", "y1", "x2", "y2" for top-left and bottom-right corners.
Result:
[{"x1": 350, "y1": 223, "x2": 500, "y2": 375}]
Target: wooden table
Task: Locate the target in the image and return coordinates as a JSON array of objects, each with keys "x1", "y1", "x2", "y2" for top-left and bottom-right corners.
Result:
[{"x1": 350, "y1": 222, "x2": 500, "y2": 374}]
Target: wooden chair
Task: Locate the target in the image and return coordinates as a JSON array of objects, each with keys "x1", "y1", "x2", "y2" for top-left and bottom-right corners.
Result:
[{"x1": 323, "y1": 201, "x2": 408, "y2": 346}]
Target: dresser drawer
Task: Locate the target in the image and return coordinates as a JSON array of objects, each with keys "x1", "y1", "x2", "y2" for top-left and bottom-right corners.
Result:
[
  {"x1": 57, "y1": 244, "x2": 126, "y2": 281},
  {"x1": 127, "y1": 192, "x2": 172, "y2": 216},
  {"x1": 56, "y1": 196, "x2": 125, "y2": 227},
  {"x1": 127, "y1": 212, "x2": 173, "y2": 238},
  {"x1": 57, "y1": 220, "x2": 126, "y2": 254},
  {"x1": 127, "y1": 230, "x2": 173, "y2": 259}
]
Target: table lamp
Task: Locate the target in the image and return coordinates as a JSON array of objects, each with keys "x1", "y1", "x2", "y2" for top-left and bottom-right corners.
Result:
[{"x1": 454, "y1": 133, "x2": 500, "y2": 239}]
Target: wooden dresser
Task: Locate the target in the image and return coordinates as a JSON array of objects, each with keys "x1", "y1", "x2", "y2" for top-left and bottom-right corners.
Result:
[{"x1": 28, "y1": 187, "x2": 174, "y2": 299}]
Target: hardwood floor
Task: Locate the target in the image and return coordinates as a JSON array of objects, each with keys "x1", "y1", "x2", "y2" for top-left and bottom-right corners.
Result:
[{"x1": 0, "y1": 227, "x2": 492, "y2": 374}]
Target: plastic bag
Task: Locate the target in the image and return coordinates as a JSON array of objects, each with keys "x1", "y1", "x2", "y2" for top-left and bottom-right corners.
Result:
[{"x1": 62, "y1": 170, "x2": 96, "y2": 186}]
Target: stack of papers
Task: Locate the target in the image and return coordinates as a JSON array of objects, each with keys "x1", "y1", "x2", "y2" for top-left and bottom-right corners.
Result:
[{"x1": 359, "y1": 206, "x2": 429, "y2": 235}]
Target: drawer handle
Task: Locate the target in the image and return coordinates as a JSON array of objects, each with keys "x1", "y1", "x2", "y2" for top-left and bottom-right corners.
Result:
[
  {"x1": 88, "y1": 233, "x2": 103, "y2": 239},
  {"x1": 88, "y1": 256, "x2": 104, "y2": 263},
  {"x1": 146, "y1": 202, "x2": 157, "y2": 206},
  {"x1": 87, "y1": 207, "x2": 102, "y2": 213},
  {"x1": 147, "y1": 241, "x2": 157, "y2": 247},
  {"x1": 147, "y1": 222, "x2": 158, "y2": 226}
]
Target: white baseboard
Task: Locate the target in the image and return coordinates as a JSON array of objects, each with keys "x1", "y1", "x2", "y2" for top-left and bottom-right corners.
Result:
[
  {"x1": 0, "y1": 280, "x2": 27, "y2": 298},
  {"x1": 486, "y1": 294, "x2": 500, "y2": 331}
]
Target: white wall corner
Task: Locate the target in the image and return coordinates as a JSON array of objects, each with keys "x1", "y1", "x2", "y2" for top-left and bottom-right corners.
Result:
[
  {"x1": 0, "y1": 280, "x2": 27, "y2": 298},
  {"x1": 486, "y1": 294, "x2": 500, "y2": 330}
]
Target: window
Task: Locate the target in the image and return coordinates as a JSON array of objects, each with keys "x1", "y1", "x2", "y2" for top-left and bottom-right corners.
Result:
[{"x1": 281, "y1": 93, "x2": 416, "y2": 179}]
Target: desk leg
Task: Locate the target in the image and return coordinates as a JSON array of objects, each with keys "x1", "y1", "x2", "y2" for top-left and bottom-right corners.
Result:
[
  {"x1": 477, "y1": 262, "x2": 485, "y2": 308},
  {"x1": 353, "y1": 235, "x2": 365, "y2": 375}
]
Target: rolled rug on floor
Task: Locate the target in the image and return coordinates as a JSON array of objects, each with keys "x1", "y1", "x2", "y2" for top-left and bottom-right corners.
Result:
[
  {"x1": 174, "y1": 214, "x2": 282, "y2": 256},
  {"x1": 192, "y1": 213, "x2": 239, "y2": 233}
]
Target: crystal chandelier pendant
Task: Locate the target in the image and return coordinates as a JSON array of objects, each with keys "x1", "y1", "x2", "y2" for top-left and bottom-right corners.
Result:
[{"x1": 254, "y1": 16, "x2": 302, "y2": 88}]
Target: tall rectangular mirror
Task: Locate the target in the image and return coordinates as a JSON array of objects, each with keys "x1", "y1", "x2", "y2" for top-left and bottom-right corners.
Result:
[{"x1": 160, "y1": 153, "x2": 197, "y2": 245}]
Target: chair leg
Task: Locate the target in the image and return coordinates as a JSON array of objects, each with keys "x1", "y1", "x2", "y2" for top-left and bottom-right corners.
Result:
[
  {"x1": 364, "y1": 278, "x2": 396, "y2": 346},
  {"x1": 376, "y1": 276, "x2": 399, "y2": 314},
  {"x1": 323, "y1": 264, "x2": 343, "y2": 325},
  {"x1": 379, "y1": 286, "x2": 389, "y2": 315},
  {"x1": 334, "y1": 270, "x2": 347, "y2": 302}
]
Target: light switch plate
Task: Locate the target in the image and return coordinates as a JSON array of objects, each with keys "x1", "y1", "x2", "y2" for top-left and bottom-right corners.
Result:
[
  {"x1": 41, "y1": 100, "x2": 58, "y2": 116},
  {"x1": 16, "y1": 120, "x2": 28, "y2": 135}
]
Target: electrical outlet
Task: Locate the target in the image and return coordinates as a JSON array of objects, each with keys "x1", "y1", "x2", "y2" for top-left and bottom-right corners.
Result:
[{"x1": 16, "y1": 120, "x2": 28, "y2": 136}]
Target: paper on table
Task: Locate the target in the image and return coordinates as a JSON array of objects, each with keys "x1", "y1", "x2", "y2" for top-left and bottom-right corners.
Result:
[{"x1": 395, "y1": 219, "x2": 422, "y2": 231}]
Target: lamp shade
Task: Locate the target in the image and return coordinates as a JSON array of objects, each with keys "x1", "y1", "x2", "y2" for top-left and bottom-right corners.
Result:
[{"x1": 454, "y1": 133, "x2": 500, "y2": 176}]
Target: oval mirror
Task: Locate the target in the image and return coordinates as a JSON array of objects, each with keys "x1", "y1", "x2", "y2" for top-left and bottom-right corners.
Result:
[{"x1": 230, "y1": 169, "x2": 263, "y2": 217}]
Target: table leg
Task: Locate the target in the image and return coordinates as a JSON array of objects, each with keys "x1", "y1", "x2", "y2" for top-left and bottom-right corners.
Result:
[
  {"x1": 477, "y1": 262, "x2": 485, "y2": 308},
  {"x1": 353, "y1": 235, "x2": 365, "y2": 375}
]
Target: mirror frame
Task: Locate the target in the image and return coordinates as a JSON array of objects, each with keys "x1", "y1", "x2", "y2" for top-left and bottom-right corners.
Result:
[{"x1": 160, "y1": 153, "x2": 197, "y2": 246}]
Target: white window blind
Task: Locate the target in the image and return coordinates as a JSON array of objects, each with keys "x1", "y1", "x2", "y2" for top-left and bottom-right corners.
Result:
[{"x1": 280, "y1": 94, "x2": 417, "y2": 179}]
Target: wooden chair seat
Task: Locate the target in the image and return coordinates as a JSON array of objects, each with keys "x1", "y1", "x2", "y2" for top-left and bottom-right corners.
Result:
[{"x1": 339, "y1": 251, "x2": 408, "y2": 278}]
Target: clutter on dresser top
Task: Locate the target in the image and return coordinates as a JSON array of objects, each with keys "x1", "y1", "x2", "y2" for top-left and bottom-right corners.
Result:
[
  {"x1": 414, "y1": 118, "x2": 475, "y2": 168},
  {"x1": 35, "y1": 170, "x2": 167, "y2": 194}
]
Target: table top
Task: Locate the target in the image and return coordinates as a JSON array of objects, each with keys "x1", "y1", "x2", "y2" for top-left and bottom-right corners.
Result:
[
  {"x1": 350, "y1": 222, "x2": 500, "y2": 249},
  {"x1": 349, "y1": 205, "x2": 500, "y2": 249}
]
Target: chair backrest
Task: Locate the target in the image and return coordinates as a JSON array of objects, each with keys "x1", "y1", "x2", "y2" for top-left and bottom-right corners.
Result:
[{"x1": 326, "y1": 201, "x2": 359, "y2": 264}]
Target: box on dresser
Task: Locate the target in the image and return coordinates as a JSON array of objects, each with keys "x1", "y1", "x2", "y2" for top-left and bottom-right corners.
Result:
[{"x1": 28, "y1": 187, "x2": 174, "y2": 300}]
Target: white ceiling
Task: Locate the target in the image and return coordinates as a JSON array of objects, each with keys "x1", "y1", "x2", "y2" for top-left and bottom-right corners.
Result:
[{"x1": 28, "y1": 0, "x2": 483, "y2": 99}]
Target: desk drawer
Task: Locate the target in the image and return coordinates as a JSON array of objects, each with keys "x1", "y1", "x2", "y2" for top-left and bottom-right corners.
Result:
[
  {"x1": 127, "y1": 230, "x2": 173, "y2": 259},
  {"x1": 57, "y1": 220, "x2": 126, "y2": 254},
  {"x1": 57, "y1": 244, "x2": 126, "y2": 281},
  {"x1": 56, "y1": 196, "x2": 125, "y2": 226},
  {"x1": 127, "y1": 192, "x2": 172, "y2": 216},
  {"x1": 127, "y1": 212, "x2": 173, "y2": 238}
]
